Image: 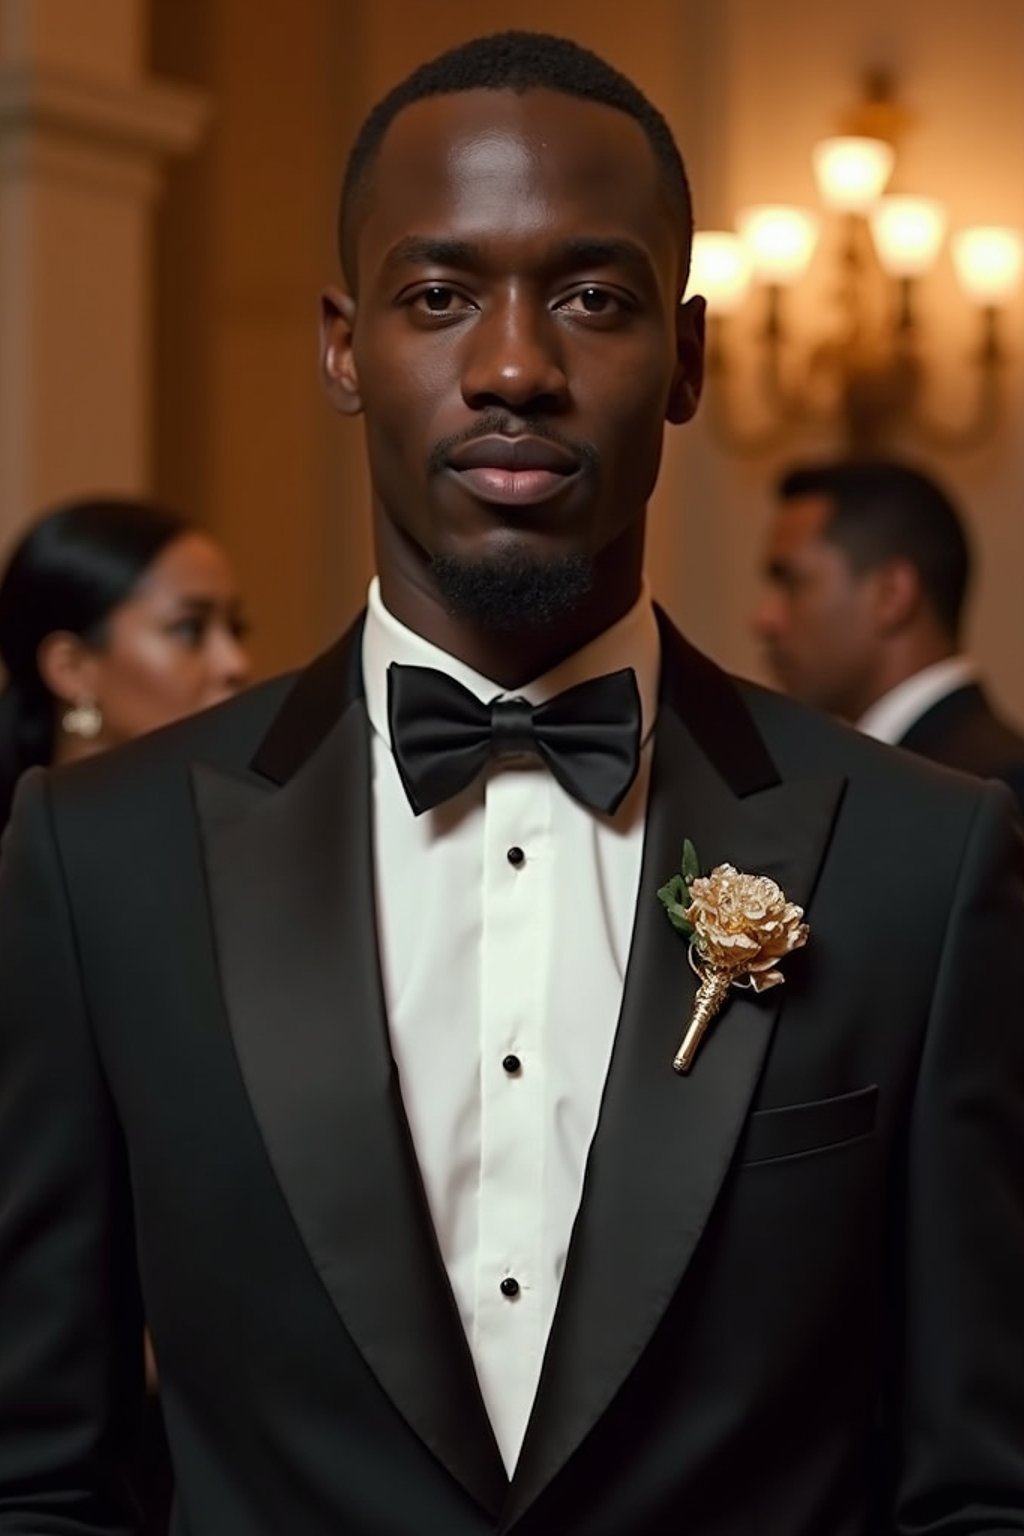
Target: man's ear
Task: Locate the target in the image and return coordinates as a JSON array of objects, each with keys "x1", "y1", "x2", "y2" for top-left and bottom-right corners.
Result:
[
  {"x1": 871, "y1": 557, "x2": 921, "y2": 635},
  {"x1": 320, "y1": 286, "x2": 362, "y2": 416},
  {"x1": 667, "y1": 294, "x2": 705, "y2": 425}
]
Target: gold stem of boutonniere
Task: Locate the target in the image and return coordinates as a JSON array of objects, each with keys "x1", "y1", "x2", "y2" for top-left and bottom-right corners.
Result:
[{"x1": 673, "y1": 964, "x2": 734, "y2": 1074}]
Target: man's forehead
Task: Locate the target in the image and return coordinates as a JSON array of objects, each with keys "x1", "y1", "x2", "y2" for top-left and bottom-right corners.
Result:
[
  {"x1": 358, "y1": 87, "x2": 677, "y2": 274},
  {"x1": 776, "y1": 495, "x2": 835, "y2": 549},
  {"x1": 370, "y1": 87, "x2": 664, "y2": 211}
]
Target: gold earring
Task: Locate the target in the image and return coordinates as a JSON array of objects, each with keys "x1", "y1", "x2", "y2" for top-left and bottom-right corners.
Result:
[{"x1": 61, "y1": 699, "x2": 103, "y2": 740}]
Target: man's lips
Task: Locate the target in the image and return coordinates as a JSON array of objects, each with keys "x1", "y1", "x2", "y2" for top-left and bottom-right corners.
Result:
[
  {"x1": 445, "y1": 435, "x2": 581, "y2": 506},
  {"x1": 446, "y1": 435, "x2": 580, "y2": 473}
]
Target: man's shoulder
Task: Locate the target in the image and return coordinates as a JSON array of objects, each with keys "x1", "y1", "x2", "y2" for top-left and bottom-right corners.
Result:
[
  {"x1": 891, "y1": 681, "x2": 1024, "y2": 814},
  {"x1": 940, "y1": 684, "x2": 1024, "y2": 767},
  {"x1": 735, "y1": 673, "x2": 1002, "y2": 817},
  {"x1": 729, "y1": 679, "x2": 1024, "y2": 915},
  {"x1": 658, "y1": 614, "x2": 995, "y2": 824}
]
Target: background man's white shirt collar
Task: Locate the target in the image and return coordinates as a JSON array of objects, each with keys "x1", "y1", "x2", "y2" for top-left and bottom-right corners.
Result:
[{"x1": 857, "y1": 656, "x2": 976, "y2": 746}]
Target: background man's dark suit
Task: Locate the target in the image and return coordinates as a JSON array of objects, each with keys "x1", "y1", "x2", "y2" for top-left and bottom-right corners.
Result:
[
  {"x1": 898, "y1": 681, "x2": 1024, "y2": 815},
  {"x1": 2, "y1": 614, "x2": 1024, "y2": 1535}
]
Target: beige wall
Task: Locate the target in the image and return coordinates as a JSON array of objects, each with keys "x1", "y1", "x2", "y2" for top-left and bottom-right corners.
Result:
[
  {"x1": 149, "y1": 0, "x2": 1023, "y2": 712},
  {"x1": 0, "y1": 0, "x2": 206, "y2": 549},
  {"x1": 152, "y1": 0, "x2": 368, "y2": 676}
]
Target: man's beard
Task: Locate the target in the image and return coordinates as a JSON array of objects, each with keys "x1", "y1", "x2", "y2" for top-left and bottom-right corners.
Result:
[{"x1": 431, "y1": 550, "x2": 594, "y2": 630}]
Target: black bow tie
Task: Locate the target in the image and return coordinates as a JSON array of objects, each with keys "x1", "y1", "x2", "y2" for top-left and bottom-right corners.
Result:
[{"x1": 386, "y1": 662, "x2": 642, "y2": 816}]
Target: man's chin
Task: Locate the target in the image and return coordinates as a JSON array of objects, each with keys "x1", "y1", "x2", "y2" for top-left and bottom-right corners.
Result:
[{"x1": 430, "y1": 549, "x2": 594, "y2": 630}]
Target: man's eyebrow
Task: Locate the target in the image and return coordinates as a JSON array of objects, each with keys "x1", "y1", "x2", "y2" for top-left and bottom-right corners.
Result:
[
  {"x1": 381, "y1": 235, "x2": 657, "y2": 279},
  {"x1": 554, "y1": 237, "x2": 655, "y2": 275},
  {"x1": 383, "y1": 237, "x2": 480, "y2": 270}
]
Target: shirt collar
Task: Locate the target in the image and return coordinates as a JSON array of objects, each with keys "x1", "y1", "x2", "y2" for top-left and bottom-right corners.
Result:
[
  {"x1": 361, "y1": 575, "x2": 660, "y2": 752},
  {"x1": 857, "y1": 655, "x2": 976, "y2": 746}
]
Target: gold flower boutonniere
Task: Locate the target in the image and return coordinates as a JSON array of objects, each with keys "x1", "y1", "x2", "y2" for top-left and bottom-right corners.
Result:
[{"x1": 657, "y1": 840, "x2": 809, "y2": 1074}]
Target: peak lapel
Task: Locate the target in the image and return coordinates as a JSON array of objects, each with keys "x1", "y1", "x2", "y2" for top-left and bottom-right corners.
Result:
[
  {"x1": 504, "y1": 626, "x2": 846, "y2": 1528},
  {"x1": 192, "y1": 634, "x2": 507, "y2": 1519}
]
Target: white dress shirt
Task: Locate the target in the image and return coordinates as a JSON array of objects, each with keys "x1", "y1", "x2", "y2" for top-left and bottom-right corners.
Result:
[
  {"x1": 361, "y1": 577, "x2": 659, "y2": 1474},
  {"x1": 857, "y1": 656, "x2": 976, "y2": 746}
]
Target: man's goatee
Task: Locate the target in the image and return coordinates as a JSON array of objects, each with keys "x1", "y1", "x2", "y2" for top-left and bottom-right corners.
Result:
[{"x1": 431, "y1": 551, "x2": 593, "y2": 630}]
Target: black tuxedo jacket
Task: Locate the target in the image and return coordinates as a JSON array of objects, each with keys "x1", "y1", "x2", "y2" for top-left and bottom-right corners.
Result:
[
  {"x1": 898, "y1": 681, "x2": 1024, "y2": 817},
  {"x1": 2, "y1": 615, "x2": 1024, "y2": 1536}
]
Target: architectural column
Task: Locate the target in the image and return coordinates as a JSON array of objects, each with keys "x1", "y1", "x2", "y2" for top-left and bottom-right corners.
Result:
[{"x1": 0, "y1": 0, "x2": 207, "y2": 552}]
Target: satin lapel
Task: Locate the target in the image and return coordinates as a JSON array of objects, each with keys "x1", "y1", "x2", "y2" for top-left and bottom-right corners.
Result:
[
  {"x1": 192, "y1": 691, "x2": 507, "y2": 1517},
  {"x1": 504, "y1": 642, "x2": 846, "y2": 1528}
]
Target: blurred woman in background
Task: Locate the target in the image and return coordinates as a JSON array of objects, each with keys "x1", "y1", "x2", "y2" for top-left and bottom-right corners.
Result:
[
  {"x1": 0, "y1": 495, "x2": 250, "y2": 1533},
  {"x1": 0, "y1": 496, "x2": 250, "y2": 831}
]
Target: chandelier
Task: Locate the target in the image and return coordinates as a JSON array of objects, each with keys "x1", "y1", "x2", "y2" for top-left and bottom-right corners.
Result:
[{"x1": 687, "y1": 74, "x2": 1023, "y2": 456}]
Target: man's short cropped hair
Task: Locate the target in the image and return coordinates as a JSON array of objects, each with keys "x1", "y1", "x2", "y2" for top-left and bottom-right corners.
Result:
[
  {"x1": 338, "y1": 30, "x2": 693, "y2": 289},
  {"x1": 777, "y1": 459, "x2": 972, "y2": 642}
]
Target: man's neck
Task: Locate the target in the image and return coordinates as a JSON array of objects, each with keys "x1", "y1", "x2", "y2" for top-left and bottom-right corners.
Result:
[
  {"x1": 856, "y1": 653, "x2": 974, "y2": 745},
  {"x1": 375, "y1": 532, "x2": 646, "y2": 689},
  {"x1": 835, "y1": 614, "x2": 957, "y2": 721},
  {"x1": 846, "y1": 629, "x2": 958, "y2": 724}
]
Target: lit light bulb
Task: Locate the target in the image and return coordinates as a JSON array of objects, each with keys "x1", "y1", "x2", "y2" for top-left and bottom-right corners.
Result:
[
  {"x1": 687, "y1": 231, "x2": 752, "y2": 312},
  {"x1": 870, "y1": 196, "x2": 947, "y2": 277},
  {"x1": 737, "y1": 206, "x2": 820, "y2": 285},
  {"x1": 812, "y1": 136, "x2": 894, "y2": 212},
  {"x1": 951, "y1": 227, "x2": 1024, "y2": 305}
]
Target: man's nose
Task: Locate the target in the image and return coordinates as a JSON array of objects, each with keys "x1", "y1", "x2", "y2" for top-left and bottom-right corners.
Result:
[
  {"x1": 752, "y1": 589, "x2": 784, "y2": 639},
  {"x1": 460, "y1": 294, "x2": 569, "y2": 413}
]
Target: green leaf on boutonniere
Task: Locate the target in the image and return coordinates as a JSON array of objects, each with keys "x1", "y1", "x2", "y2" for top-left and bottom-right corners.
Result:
[
  {"x1": 656, "y1": 874, "x2": 693, "y2": 934},
  {"x1": 657, "y1": 839, "x2": 703, "y2": 936}
]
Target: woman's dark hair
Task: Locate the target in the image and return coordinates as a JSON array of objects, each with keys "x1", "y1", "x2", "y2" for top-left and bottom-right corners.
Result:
[{"x1": 0, "y1": 497, "x2": 189, "y2": 829}]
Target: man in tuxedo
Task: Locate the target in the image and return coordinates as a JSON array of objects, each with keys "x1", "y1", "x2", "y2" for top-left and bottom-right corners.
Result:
[
  {"x1": 755, "y1": 458, "x2": 1024, "y2": 814},
  {"x1": 2, "y1": 31, "x2": 1024, "y2": 1536}
]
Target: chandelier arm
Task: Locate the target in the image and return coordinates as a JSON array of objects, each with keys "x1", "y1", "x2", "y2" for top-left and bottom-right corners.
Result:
[
  {"x1": 908, "y1": 310, "x2": 1005, "y2": 453},
  {"x1": 703, "y1": 303, "x2": 843, "y2": 455},
  {"x1": 703, "y1": 326, "x2": 820, "y2": 457},
  {"x1": 703, "y1": 391, "x2": 792, "y2": 458}
]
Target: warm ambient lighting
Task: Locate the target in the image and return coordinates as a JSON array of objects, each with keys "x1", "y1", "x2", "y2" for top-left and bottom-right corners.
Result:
[
  {"x1": 951, "y1": 226, "x2": 1024, "y2": 304},
  {"x1": 736, "y1": 206, "x2": 819, "y2": 285},
  {"x1": 686, "y1": 73, "x2": 1022, "y2": 454},
  {"x1": 813, "y1": 135, "x2": 894, "y2": 212},
  {"x1": 870, "y1": 196, "x2": 947, "y2": 277},
  {"x1": 689, "y1": 232, "x2": 751, "y2": 313}
]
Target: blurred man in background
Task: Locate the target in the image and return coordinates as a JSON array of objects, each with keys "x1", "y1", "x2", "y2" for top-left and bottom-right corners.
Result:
[{"x1": 754, "y1": 458, "x2": 1024, "y2": 812}]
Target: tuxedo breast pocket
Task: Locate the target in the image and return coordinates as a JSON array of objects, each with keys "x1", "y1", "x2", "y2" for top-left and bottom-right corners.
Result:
[{"x1": 737, "y1": 1084, "x2": 878, "y2": 1166}]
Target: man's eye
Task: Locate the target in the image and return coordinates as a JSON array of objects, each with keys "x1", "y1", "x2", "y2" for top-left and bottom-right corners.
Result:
[
  {"x1": 418, "y1": 286, "x2": 459, "y2": 313},
  {"x1": 561, "y1": 287, "x2": 619, "y2": 316}
]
